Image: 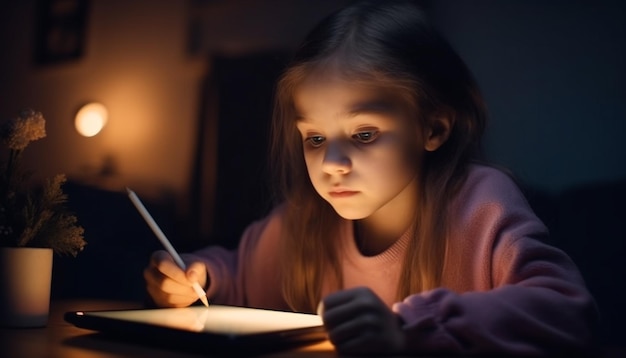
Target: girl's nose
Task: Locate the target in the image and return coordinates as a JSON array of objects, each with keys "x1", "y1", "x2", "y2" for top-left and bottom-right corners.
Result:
[{"x1": 321, "y1": 141, "x2": 352, "y2": 174}]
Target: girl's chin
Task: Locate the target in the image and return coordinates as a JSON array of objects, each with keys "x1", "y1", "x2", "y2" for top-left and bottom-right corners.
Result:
[{"x1": 330, "y1": 205, "x2": 371, "y2": 220}]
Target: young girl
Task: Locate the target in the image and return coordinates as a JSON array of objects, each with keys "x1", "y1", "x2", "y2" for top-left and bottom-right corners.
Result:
[{"x1": 144, "y1": 1, "x2": 598, "y2": 355}]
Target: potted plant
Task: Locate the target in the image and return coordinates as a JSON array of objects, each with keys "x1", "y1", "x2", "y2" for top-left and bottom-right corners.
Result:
[{"x1": 0, "y1": 109, "x2": 86, "y2": 327}]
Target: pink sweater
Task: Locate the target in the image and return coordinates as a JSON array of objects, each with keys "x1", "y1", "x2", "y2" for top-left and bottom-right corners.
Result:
[{"x1": 188, "y1": 165, "x2": 598, "y2": 355}]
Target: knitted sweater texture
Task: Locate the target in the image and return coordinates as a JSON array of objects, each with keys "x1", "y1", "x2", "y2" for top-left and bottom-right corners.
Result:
[{"x1": 188, "y1": 165, "x2": 598, "y2": 355}]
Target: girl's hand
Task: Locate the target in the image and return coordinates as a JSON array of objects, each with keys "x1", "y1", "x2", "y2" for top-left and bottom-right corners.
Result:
[
  {"x1": 143, "y1": 250, "x2": 208, "y2": 307},
  {"x1": 319, "y1": 286, "x2": 406, "y2": 355}
]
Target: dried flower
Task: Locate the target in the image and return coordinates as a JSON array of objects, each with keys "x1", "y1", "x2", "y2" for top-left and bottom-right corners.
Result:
[
  {"x1": 0, "y1": 109, "x2": 86, "y2": 256},
  {"x1": 1, "y1": 109, "x2": 46, "y2": 150}
]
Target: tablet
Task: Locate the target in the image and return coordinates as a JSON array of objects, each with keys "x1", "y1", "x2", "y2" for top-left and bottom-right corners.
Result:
[{"x1": 64, "y1": 305, "x2": 327, "y2": 355}]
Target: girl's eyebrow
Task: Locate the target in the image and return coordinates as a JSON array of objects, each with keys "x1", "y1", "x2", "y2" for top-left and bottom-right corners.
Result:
[
  {"x1": 346, "y1": 100, "x2": 396, "y2": 118},
  {"x1": 295, "y1": 100, "x2": 396, "y2": 123}
]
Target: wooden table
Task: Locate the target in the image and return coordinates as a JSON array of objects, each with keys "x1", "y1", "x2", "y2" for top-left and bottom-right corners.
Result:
[
  {"x1": 0, "y1": 299, "x2": 336, "y2": 358},
  {"x1": 4, "y1": 299, "x2": 623, "y2": 358}
]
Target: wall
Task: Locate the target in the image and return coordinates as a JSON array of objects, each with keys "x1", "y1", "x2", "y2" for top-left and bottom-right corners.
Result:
[
  {"x1": 429, "y1": 0, "x2": 626, "y2": 193},
  {"x1": 189, "y1": 0, "x2": 356, "y2": 56},
  {"x1": 0, "y1": 0, "x2": 206, "y2": 204},
  {"x1": 2, "y1": 0, "x2": 624, "y2": 204}
]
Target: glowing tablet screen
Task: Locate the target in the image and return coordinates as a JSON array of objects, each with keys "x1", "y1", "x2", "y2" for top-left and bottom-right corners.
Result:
[{"x1": 75, "y1": 305, "x2": 324, "y2": 335}]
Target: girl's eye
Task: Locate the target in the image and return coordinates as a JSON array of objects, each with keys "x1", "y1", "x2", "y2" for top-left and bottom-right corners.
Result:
[
  {"x1": 353, "y1": 130, "x2": 378, "y2": 143},
  {"x1": 305, "y1": 135, "x2": 325, "y2": 147}
]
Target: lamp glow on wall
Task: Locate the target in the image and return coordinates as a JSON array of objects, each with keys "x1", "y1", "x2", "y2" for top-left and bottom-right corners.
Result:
[{"x1": 75, "y1": 102, "x2": 108, "y2": 137}]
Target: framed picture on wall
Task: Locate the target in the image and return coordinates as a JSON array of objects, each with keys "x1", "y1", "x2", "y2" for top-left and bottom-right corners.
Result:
[{"x1": 34, "y1": 0, "x2": 89, "y2": 65}]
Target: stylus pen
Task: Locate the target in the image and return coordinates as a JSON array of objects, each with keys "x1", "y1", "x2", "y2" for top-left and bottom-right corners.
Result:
[{"x1": 126, "y1": 187, "x2": 209, "y2": 307}]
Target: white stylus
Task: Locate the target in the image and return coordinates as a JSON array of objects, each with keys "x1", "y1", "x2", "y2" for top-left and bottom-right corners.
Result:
[{"x1": 127, "y1": 187, "x2": 209, "y2": 307}]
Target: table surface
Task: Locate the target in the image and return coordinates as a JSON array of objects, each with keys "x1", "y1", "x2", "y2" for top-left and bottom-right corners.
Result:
[
  {"x1": 3, "y1": 299, "x2": 625, "y2": 358},
  {"x1": 0, "y1": 299, "x2": 337, "y2": 358}
]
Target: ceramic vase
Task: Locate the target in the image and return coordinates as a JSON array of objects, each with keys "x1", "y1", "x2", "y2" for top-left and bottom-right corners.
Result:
[{"x1": 0, "y1": 247, "x2": 53, "y2": 327}]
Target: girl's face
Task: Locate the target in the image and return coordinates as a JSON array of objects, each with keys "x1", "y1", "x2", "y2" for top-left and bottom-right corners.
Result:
[{"x1": 294, "y1": 75, "x2": 425, "y2": 223}]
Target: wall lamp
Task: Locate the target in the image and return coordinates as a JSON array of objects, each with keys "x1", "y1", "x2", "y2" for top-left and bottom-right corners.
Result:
[{"x1": 75, "y1": 102, "x2": 108, "y2": 137}]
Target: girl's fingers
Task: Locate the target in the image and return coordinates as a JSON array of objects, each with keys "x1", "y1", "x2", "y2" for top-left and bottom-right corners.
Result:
[
  {"x1": 150, "y1": 250, "x2": 188, "y2": 284},
  {"x1": 145, "y1": 250, "x2": 206, "y2": 307},
  {"x1": 145, "y1": 268, "x2": 199, "y2": 307},
  {"x1": 320, "y1": 287, "x2": 406, "y2": 354},
  {"x1": 185, "y1": 261, "x2": 208, "y2": 288},
  {"x1": 322, "y1": 287, "x2": 377, "y2": 326},
  {"x1": 146, "y1": 283, "x2": 196, "y2": 308}
]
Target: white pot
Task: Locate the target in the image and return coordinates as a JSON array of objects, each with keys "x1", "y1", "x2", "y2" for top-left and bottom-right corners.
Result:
[{"x1": 0, "y1": 247, "x2": 53, "y2": 327}]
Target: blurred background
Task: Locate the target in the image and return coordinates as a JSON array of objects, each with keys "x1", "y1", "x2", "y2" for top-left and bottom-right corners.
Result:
[{"x1": 0, "y1": 0, "x2": 624, "y2": 347}]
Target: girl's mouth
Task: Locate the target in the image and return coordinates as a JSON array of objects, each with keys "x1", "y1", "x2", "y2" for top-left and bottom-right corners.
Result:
[{"x1": 329, "y1": 190, "x2": 359, "y2": 198}]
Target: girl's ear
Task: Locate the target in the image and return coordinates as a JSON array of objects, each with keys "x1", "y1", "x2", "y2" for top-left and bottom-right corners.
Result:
[{"x1": 424, "y1": 113, "x2": 454, "y2": 152}]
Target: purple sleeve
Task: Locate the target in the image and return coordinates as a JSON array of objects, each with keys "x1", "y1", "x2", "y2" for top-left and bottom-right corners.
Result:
[
  {"x1": 392, "y1": 167, "x2": 599, "y2": 355},
  {"x1": 393, "y1": 238, "x2": 598, "y2": 355}
]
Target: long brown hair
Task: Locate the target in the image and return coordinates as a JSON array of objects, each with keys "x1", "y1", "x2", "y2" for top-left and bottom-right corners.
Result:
[{"x1": 270, "y1": 0, "x2": 487, "y2": 312}]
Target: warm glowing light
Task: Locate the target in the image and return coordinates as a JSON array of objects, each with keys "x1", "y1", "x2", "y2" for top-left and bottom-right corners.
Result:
[
  {"x1": 86, "y1": 305, "x2": 324, "y2": 334},
  {"x1": 75, "y1": 102, "x2": 108, "y2": 137}
]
